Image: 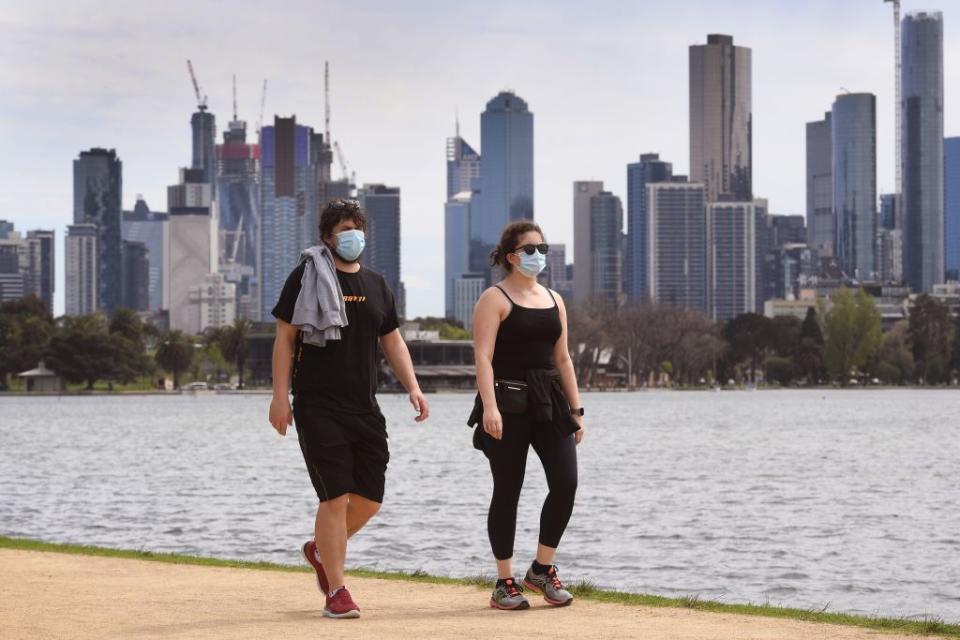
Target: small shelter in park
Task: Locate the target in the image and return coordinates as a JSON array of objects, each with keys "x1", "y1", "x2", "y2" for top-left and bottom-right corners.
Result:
[{"x1": 17, "y1": 361, "x2": 65, "y2": 392}]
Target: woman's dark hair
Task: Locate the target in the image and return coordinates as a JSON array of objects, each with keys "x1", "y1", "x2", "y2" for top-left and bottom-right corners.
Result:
[
  {"x1": 319, "y1": 198, "x2": 368, "y2": 240},
  {"x1": 489, "y1": 220, "x2": 544, "y2": 272}
]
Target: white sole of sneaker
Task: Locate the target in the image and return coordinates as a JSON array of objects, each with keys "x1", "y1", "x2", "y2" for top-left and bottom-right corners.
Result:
[{"x1": 323, "y1": 608, "x2": 361, "y2": 619}]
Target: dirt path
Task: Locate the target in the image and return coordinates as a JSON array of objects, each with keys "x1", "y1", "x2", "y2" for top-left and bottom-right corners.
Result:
[{"x1": 0, "y1": 549, "x2": 928, "y2": 640}]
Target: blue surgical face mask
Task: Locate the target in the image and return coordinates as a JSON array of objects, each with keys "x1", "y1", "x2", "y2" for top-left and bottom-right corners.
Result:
[
  {"x1": 516, "y1": 249, "x2": 546, "y2": 278},
  {"x1": 334, "y1": 229, "x2": 365, "y2": 262}
]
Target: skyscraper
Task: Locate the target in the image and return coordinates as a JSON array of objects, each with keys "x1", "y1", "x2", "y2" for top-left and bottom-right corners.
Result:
[
  {"x1": 0, "y1": 228, "x2": 24, "y2": 304},
  {"x1": 65, "y1": 224, "x2": 98, "y2": 316},
  {"x1": 626, "y1": 153, "x2": 673, "y2": 300},
  {"x1": 944, "y1": 137, "x2": 960, "y2": 280},
  {"x1": 590, "y1": 191, "x2": 624, "y2": 303},
  {"x1": 543, "y1": 243, "x2": 572, "y2": 300},
  {"x1": 24, "y1": 230, "x2": 55, "y2": 313},
  {"x1": 647, "y1": 181, "x2": 708, "y2": 312},
  {"x1": 902, "y1": 11, "x2": 944, "y2": 292},
  {"x1": 122, "y1": 197, "x2": 168, "y2": 312},
  {"x1": 475, "y1": 91, "x2": 533, "y2": 257},
  {"x1": 444, "y1": 191, "x2": 472, "y2": 318},
  {"x1": 832, "y1": 93, "x2": 877, "y2": 281},
  {"x1": 879, "y1": 192, "x2": 900, "y2": 230},
  {"x1": 447, "y1": 125, "x2": 481, "y2": 200},
  {"x1": 572, "y1": 180, "x2": 603, "y2": 301},
  {"x1": 708, "y1": 199, "x2": 767, "y2": 321},
  {"x1": 216, "y1": 115, "x2": 261, "y2": 320},
  {"x1": 806, "y1": 112, "x2": 834, "y2": 257},
  {"x1": 121, "y1": 240, "x2": 150, "y2": 311},
  {"x1": 166, "y1": 168, "x2": 217, "y2": 334},
  {"x1": 192, "y1": 109, "x2": 217, "y2": 188},
  {"x1": 689, "y1": 34, "x2": 752, "y2": 202},
  {"x1": 260, "y1": 116, "x2": 317, "y2": 320},
  {"x1": 359, "y1": 183, "x2": 405, "y2": 318},
  {"x1": 73, "y1": 148, "x2": 122, "y2": 314}
]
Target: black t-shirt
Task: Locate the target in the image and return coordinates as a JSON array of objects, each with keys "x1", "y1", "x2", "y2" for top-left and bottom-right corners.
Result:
[{"x1": 271, "y1": 262, "x2": 400, "y2": 414}]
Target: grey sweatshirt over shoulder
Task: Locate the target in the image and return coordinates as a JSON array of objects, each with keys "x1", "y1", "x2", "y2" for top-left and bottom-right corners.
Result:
[{"x1": 290, "y1": 244, "x2": 348, "y2": 347}]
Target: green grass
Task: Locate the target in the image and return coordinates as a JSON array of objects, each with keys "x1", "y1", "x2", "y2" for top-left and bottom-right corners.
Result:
[{"x1": 2, "y1": 536, "x2": 957, "y2": 637}]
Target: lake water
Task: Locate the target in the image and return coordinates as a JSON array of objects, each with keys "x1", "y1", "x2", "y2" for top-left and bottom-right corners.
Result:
[{"x1": 1, "y1": 390, "x2": 958, "y2": 621}]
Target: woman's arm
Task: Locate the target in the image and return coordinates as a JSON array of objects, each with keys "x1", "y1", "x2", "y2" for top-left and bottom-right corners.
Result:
[
  {"x1": 473, "y1": 288, "x2": 508, "y2": 439},
  {"x1": 553, "y1": 292, "x2": 584, "y2": 444}
]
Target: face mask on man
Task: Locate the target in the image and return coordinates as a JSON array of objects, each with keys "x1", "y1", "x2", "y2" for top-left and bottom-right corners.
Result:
[
  {"x1": 334, "y1": 229, "x2": 365, "y2": 262},
  {"x1": 515, "y1": 248, "x2": 547, "y2": 278}
]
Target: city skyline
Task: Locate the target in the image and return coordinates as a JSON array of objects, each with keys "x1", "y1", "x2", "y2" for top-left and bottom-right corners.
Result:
[{"x1": 3, "y1": 1, "x2": 960, "y2": 318}]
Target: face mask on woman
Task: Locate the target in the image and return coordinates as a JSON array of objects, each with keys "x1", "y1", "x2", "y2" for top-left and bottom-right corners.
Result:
[
  {"x1": 515, "y1": 248, "x2": 547, "y2": 278},
  {"x1": 334, "y1": 229, "x2": 365, "y2": 262}
]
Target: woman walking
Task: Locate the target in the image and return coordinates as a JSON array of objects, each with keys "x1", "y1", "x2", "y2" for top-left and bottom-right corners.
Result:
[{"x1": 469, "y1": 220, "x2": 585, "y2": 610}]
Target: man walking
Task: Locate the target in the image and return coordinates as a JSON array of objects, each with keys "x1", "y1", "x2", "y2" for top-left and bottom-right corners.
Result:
[{"x1": 269, "y1": 199, "x2": 428, "y2": 619}]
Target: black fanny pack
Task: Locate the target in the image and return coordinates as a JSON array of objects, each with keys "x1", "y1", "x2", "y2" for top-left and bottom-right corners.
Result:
[{"x1": 494, "y1": 379, "x2": 529, "y2": 414}]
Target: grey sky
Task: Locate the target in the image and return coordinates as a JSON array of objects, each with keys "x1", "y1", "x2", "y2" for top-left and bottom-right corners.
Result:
[{"x1": 1, "y1": 0, "x2": 957, "y2": 318}]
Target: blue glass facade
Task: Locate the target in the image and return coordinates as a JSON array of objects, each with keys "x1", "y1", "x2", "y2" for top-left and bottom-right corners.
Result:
[
  {"x1": 73, "y1": 148, "x2": 123, "y2": 314},
  {"x1": 360, "y1": 184, "x2": 404, "y2": 318},
  {"x1": 626, "y1": 154, "x2": 672, "y2": 300},
  {"x1": 902, "y1": 11, "x2": 944, "y2": 292},
  {"x1": 945, "y1": 137, "x2": 960, "y2": 280},
  {"x1": 476, "y1": 91, "x2": 533, "y2": 249},
  {"x1": 832, "y1": 93, "x2": 877, "y2": 281},
  {"x1": 444, "y1": 194, "x2": 471, "y2": 318}
]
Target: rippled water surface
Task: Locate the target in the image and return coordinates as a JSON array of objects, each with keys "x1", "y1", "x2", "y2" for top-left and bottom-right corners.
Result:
[{"x1": 2, "y1": 390, "x2": 959, "y2": 620}]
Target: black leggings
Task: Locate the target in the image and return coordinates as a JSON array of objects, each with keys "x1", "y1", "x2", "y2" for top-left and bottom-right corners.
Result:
[{"x1": 481, "y1": 414, "x2": 578, "y2": 560}]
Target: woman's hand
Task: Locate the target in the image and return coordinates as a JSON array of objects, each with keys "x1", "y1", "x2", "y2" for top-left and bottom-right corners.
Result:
[
  {"x1": 269, "y1": 395, "x2": 292, "y2": 435},
  {"x1": 573, "y1": 416, "x2": 585, "y2": 445},
  {"x1": 483, "y1": 407, "x2": 504, "y2": 440}
]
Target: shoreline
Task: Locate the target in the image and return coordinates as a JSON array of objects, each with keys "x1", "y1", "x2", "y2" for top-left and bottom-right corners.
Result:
[{"x1": 0, "y1": 536, "x2": 956, "y2": 637}]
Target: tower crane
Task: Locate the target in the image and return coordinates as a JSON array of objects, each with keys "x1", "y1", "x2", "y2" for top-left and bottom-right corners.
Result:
[
  {"x1": 186, "y1": 59, "x2": 208, "y2": 112},
  {"x1": 324, "y1": 61, "x2": 331, "y2": 142},
  {"x1": 232, "y1": 74, "x2": 238, "y2": 121},
  {"x1": 256, "y1": 79, "x2": 267, "y2": 134},
  {"x1": 333, "y1": 141, "x2": 356, "y2": 185},
  {"x1": 884, "y1": 0, "x2": 902, "y2": 196}
]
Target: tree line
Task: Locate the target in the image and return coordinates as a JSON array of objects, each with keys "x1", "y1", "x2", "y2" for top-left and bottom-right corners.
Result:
[{"x1": 0, "y1": 296, "x2": 251, "y2": 390}]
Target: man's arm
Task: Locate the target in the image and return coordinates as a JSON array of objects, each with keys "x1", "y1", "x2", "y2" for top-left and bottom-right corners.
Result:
[
  {"x1": 268, "y1": 320, "x2": 298, "y2": 435},
  {"x1": 380, "y1": 329, "x2": 430, "y2": 422}
]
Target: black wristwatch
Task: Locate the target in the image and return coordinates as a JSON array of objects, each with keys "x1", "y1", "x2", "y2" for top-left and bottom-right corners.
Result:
[{"x1": 570, "y1": 407, "x2": 585, "y2": 417}]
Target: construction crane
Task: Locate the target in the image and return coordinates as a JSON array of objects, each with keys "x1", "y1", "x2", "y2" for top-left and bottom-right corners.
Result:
[
  {"x1": 333, "y1": 141, "x2": 356, "y2": 185},
  {"x1": 186, "y1": 59, "x2": 208, "y2": 112},
  {"x1": 884, "y1": 0, "x2": 902, "y2": 196},
  {"x1": 256, "y1": 79, "x2": 267, "y2": 134},
  {"x1": 232, "y1": 74, "x2": 238, "y2": 122},
  {"x1": 324, "y1": 61, "x2": 331, "y2": 142}
]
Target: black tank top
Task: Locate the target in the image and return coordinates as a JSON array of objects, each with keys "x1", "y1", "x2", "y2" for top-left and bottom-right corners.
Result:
[{"x1": 491, "y1": 284, "x2": 562, "y2": 379}]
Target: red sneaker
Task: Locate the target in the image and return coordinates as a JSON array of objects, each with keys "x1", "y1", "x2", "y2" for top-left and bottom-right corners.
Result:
[
  {"x1": 324, "y1": 586, "x2": 361, "y2": 619},
  {"x1": 301, "y1": 540, "x2": 329, "y2": 594}
]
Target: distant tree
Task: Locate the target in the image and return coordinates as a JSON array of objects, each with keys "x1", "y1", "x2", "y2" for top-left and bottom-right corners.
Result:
[
  {"x1": 822, "y1": 288, "x2": 882, "y2": 383},
  {"x1": 0, "y1": 296, "x2": 54, "y2": 383},
  {"x1": 409, "y1": 316, "x2": 471, "y2": 340},
  {"x1": 874, "y1": 321, "x2": 914, "y2": 385},
  {"x1": 765, "y1": 355, "x2": 795, "y2": 386},
  {"x1": 770, "y1": 315, "x2": 802, "y2": 358},
  {"x1": 795, "y1": 306, "x2": 825, "y2": 384},
  {"x1": 218, "y1": 317, "x2": 252, "y2": 389},
  {"x1": 155, "y1": 330, "x2": 195, "y2": 389},
  {"x1": 45, "y1": 314, "x2": 118, "y2": 389},
  {"x1": 107, "y1": 308, "x2": 153, "y2": 384},
  {"x1": 723, "y1": 313, "x2": 776, "y2": 383},
  {"x1": 908, "y1": 294, "x2": 954, "y2": 384}
]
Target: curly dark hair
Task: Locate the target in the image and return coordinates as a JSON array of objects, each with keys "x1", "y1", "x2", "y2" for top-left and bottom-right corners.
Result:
[
  {"x1": 319, "y1": 198, "x2": 368, "y2": 240},
  {"x1": 489, "y1": 220, "x2": 544, "y2": 272}
]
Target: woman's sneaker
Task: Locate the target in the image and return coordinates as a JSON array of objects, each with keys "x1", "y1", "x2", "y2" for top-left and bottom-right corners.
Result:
[
  {"x1": 523, "y1": 564, "x2": 574, "y2": 606},
  {"x1": 489, "y1": 578, "x2": 530, "y2": 610},
  {"x1": 324, "y1": 586, "x2": 361, "y2": 619},
  {"x1": 301, "y1": 540, "x2": 330, "y2": 594}
]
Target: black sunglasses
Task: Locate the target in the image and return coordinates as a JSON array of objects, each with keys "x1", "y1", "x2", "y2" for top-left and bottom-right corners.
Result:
[{"x1": 514, "y1": 243, "x2": 549, "y2": 256}]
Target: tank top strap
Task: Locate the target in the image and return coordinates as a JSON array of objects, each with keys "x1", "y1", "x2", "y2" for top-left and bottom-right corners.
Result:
[
  {"x1": 543, "y1": 285, "x2": 558, "y2": 308},
  {"x1": 493, "y1": 285, "x2": 515, "y2": 306}
]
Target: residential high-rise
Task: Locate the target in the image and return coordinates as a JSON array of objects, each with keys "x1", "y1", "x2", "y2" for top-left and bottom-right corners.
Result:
[
  {"x1": 902, "y1": 11, "x2": 944, "y2": 292},
  {"x1": 260, "y1": 116, "x2": 317, "y2": 320},
  {"x1": 647, "y1": 181, "x2": 708, "y2": 312},
  {"x1": 708, "y1": 199, "x2": 767, "y2": 321},
  {"x1": 192, "y1": 109, "x2": 217, "y2": 188},
  {"x1": 65, "y1": 224, "x2": 98, "y2": 316},
  {"x1": 626, "y1": 153, "x2": 673, "y2": 300},
  {"x1": 359, "y1": 184, "x2": 405, "y2": 318},
  {"x1": 944, "y1": 137, "x2": 960, "y2": 280},
  {"x1": 880, "y1": 192, "x2": 900, "y2": 230},
  {"x1": 689, "y1": 34, "x2": 752, "y2": 202},
  {"x1": 24, "y1": 230, "x2": 55, "y2": 313},
  {"x1": 806, "y1": 112, "x2": 834, "y2": 257},
  {"x1": 475, "y1": 91, "x2": 534, "y2": 260},
  {"x1": 216, "y1": 115, "x2": 261, "y2": 319},
  {"x1": 0, "y1": 228, "x2": 23, "y2": 303},
  {"x1": 445, "y1": 191, "x2": 472, "y2": 318},
  {"x1": 543, "y1": 243, "x2": 572, "y2": 300},
  {"x1": 832, "y1": 93, "x2": 877, "y2": 281},
  {"x1": 166, "y1": 168, "x2": 217, "y2": 334},
  {"x1": 122, "y1": 197, "x2": 168, "y2": 312},
  {"x1": 188, "y1": 272, "x2": 237, "y2": 332},
  {"x1": 73, "y1": 148, "x2": 122, "y2": 314},
  {"x1": 572, "y1": 180, "x2": 604, "y2": 301},
  {"x1": 453, "y1": 274, "x2": 486, "y2": 330},
  {"x1": 590, "y1": 191, "x2": 624, "y2": 303},
  {"x1": 447, "y1": 125, "x2": 481, "y2": 200},
  {"x1": 121, "y1": 240, "x2": 150, "y2": 311}
]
